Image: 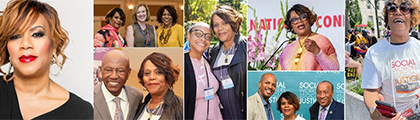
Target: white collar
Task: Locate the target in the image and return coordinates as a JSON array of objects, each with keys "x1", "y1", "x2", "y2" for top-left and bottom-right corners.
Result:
[{"x1": 101, "y1": 82, "x2": 128, "y2": 103}]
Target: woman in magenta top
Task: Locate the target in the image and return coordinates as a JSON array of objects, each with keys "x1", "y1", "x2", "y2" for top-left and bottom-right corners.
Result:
[{"x1": 278, "y1": 4, "x2": 339, "y2": 70}]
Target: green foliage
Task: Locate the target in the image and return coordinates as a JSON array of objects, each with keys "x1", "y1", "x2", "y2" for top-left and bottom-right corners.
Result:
[
  {"x1": 367, "y1": 21, "x2": 374, "y2": 28},
  {"x1": 348, "y1": 77, "x2": 364, "y2": 96},
  {"x1": 185, "y1": 0, "x2": 247, "y2": 47},
  {"x1": 348, "y1": 0, "x2": 363, "y2": 28}
]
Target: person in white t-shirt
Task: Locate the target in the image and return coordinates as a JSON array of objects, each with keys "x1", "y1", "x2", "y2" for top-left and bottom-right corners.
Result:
[{"x1": 361, "y1": 0, "x2": 420, "y2": 119}]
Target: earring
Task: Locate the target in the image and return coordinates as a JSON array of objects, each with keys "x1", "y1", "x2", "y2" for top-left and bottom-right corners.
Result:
[
  {"x1": 3, "y1": 60, "x2": 14, "y2": 84},
  {"x1": 168, "y1": 86, "x2": 173, "y2": 91},
  {"x1": 143, "y1": 87, "x2": 147, "y2": 91},
  {"x1": 50, "y1": 54, "x2": 62, "y2": 77}
]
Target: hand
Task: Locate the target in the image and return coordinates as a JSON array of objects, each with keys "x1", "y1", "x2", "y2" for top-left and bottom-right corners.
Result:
[
  {"x1": 371, "y1": 95, "x2": 400, "y2": 120},
  {"x1": 304, "y1": 38, "x2": 321, "y2": 55}
]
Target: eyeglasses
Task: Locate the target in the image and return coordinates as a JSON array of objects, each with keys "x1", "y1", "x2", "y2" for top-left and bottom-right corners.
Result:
[
  {"x1": 387, "y1": 2, "x2": 413, "y2": 15},
  {"x1": 290, "y1": 13, "x2": 307, "y2": 24},
  {"x1": 192, "y1": 29, "x2": 212, "y2": 41}
]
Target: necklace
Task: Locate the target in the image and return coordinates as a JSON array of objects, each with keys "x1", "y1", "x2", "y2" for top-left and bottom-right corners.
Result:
[
  {"x1": 223, "y1": 44, "x2": 234, "y2": 63},
  {"x1": 294, "y1": 32, "x2": 312, "y2": 64},
  {"x1": 159, "y1": 27, "x2": 172, "y2": 45},
  {"x1": 146, "y1": 100, "x2": 164, "y2": 120}
]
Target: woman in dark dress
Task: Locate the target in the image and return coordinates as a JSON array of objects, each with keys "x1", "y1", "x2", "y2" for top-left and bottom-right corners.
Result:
[
  {"x1": 0, "y1": 0, "x2": 92, "y2": 119},
  {"x1": 209, "y1": 5, "x2": 247, "y2": 119}
]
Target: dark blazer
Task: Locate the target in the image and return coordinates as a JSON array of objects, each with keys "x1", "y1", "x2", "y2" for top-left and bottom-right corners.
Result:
[
  {"x1": 309, "y1": 99, "x2": 344, "y2": 120},
  {"x1": 209, "y1": 34, "x2": 247, "y2": 119},
  {"x1": 134, "y1": 89, "x2": 183, "y2": 120},
  {"x1": 94, "y1": 82, "x2": 143, "y2": 120},
  {"x1": 184, "y1": 53, "x2": 196, "y2": 120}
]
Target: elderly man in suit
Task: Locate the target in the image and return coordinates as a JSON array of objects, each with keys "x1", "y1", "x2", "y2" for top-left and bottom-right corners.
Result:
[
  {"x1": 248, "y1": 73, "x2": 277, "y2": 120},
  {"x1": 94, "y1": 50, "x2": 143, "y2": 120},
  {"x1": 309, "y1": 80, "x2": 344, "y2": 120}
]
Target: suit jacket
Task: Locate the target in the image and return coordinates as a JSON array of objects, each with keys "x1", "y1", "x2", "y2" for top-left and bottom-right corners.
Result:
[
  {"x1": 309, "y1": 99, "x2": 344, "y2": 120},
  {"x1": 94, "y1": 82, "x2": 143, "y2": 120},
  {"x1": 247, "y1": 93, "x2": 274, "y2": 120},
  {"x1": 134, "y1": 90, "x2": 183, "y2": 120}
]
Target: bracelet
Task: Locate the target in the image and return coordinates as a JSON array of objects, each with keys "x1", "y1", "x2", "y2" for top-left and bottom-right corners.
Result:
[{"x1": 369, "y1": 106, "x2": 376, "y2": 114}]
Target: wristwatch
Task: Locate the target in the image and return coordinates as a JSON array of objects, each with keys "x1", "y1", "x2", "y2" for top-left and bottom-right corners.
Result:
[{"x1": 369, "y1": 106, "x2": 376, "y2": 114}]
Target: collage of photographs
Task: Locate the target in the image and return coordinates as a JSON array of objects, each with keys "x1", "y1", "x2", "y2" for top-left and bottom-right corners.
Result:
[{"x1": 0, "y1": 0, "x2": 420, "y2": 120}]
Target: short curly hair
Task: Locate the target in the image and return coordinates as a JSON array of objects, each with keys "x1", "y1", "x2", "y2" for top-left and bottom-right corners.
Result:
[
  {"x1": 137, "y1": 52, "x2": 180, "y2": 87},
  {"x1": 157, "y1": 5, "x2": 177, "y2": 25},
  {"x1": 383, "y1": 0, "x2": 420, "y2": 29},
  {"x1": 285, "y1": 4, "x2": 317, "y2": 34},
  {"x1": 210, "y1": 5, "x2": 243, "y2": 34},
  {"x1": 277, "y1": 91, "x2": 300, "y2": 113},
  {"x1": 0, "y1": 0, "x2": 69, "y2": 75}
]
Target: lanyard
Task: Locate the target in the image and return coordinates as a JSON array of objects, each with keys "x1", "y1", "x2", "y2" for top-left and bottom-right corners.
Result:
[
  {"x1": 203, "y1": 59, "x2": 210, "y2": 120},
  {"x1": 137, "y1": 23, "x2": 151, "y2": 47}
]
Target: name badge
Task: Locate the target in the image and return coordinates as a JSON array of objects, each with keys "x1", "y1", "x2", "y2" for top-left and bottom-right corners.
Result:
[
  {"x1": 204, "y1": 87, "x2": 214, "y2": 101},
  {"x1": 221, "y1": 78, "x2": 234, "y2": 89}
]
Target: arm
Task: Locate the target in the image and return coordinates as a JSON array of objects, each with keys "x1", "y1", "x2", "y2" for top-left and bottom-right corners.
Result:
[
  {"x1": 125, "y1": 25, "x2": 134, "y2": 47},
  {"x1": 153, "y1": 26, "x2": 158, "y2": 47},
  {"x1": 305, "y1": 37, "x2": 339, "y2": 70},
  {"x1": 178, "y1": 25, "x2": 184, "y2": 47},
  {"x1": 93, "y1": 32, "x2": 105, "y2": 47}
]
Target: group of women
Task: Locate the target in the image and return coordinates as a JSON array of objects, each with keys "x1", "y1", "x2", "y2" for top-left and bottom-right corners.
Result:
[
  {"x1": 94, "y1": 4, "x2": 183, "y2": 47},
  {"x1": 184, "y1": 5, "x2": 247, "y2": 120}
]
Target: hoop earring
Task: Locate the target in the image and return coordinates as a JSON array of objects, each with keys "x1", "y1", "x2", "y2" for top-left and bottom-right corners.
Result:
[
  {"x1": 143, "y1": 87, "x2": 147, "y2": 91},
  {"x1": 168, "y1": 86, "x2": 173, "y2": 91},
  {"x1": 50, "y1": 54, "x2": 62, "y2": 77},
  {"x1": 3, "y1": 61, "x2": 14, "y2": 84}
]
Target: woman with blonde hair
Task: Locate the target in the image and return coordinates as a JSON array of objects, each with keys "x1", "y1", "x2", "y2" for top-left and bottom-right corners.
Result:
[
  {"x1": 0, "y1": 0, "x2": 92, "y2": 119},
  {"x1": 126, "y1": 3, "x2": 157, "y2": 47}
]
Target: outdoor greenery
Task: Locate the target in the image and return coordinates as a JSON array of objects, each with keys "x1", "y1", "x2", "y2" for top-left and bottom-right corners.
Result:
[
  {"x1": 184, "y1": 0, "x2": 247, "y2": 46},
  {"x1": 347, "y1": 0, "x2": 363, "y2": 28},
  {"x1": 348, "y1": 77, "x2": 364, "y2": 96}
]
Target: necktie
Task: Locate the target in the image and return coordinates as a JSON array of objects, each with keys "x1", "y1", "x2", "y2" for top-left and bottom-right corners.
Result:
[
  {"x1": 320, "y1": 107, "x2": 326, "y2": 120},
  {"x1": 113, "y1": 97, "x2": 124, "y2": 120}
]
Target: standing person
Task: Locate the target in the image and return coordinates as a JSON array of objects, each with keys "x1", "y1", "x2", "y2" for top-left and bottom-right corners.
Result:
[
  {"x1": 278, "y1": 4, "x2": 339, "y2": 70},
  {"x1": 94, "y1": 50, "x2": 143, "y2": 120},
  {"x1": 309, "y1": 81, "x2": 344, "y2": 120},
  {"x1": 362, "y1": 0, "x2": 420, "y2": 119},
  {"x1": 94, "y1": 8, "x2": 127, "y2": 47},
  {"x1": 126, "y1": 4, "x2": 157, "y2": 47},
  {"x1": 277, "y1": 91, "x2": 305, "y2": 120},
  {"x1": 0, "y1": 0, "x2": 92, "y2": 119},
  {"x1": 156, "y1": 5, "x2": 183, "y2": 47},
  {"x1": 209, "y1": 5, "x2": 247, "y2": 119},
  {"x1": 185, "y1": 22, "x2": 222, "y2": 120},
  {"x1": 248, "y1": 73, "x2": 277, "y2": 120},
  {"x1": 134, "y1": 52, "x2": 183, "y2": 120}
]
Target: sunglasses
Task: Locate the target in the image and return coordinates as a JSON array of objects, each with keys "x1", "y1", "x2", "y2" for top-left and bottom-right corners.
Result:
[
  {"x1": 387, "y1": 2, "x2": 413, "y2": 15},
  {"x1": 192, "y1": 29, "x2": 212, "y2": 41},
  {"x1": 290, "y1": 13, "x2": 308, "y2": 24}
]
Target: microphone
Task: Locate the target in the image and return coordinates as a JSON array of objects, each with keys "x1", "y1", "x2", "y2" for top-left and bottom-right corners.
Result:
[{"x1": 260, "y1": 38, "x2": 296, "y2": 70}]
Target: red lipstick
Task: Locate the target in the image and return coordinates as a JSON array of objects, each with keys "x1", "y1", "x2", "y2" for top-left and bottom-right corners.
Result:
[{"x1": 19, "y1": 55, "x2": 37, "y2": 63}]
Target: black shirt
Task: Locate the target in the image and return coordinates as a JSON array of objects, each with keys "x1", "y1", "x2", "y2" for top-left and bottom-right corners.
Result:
[{"x1": 0, "y1": 78, "x2": 93, "y2": 119}]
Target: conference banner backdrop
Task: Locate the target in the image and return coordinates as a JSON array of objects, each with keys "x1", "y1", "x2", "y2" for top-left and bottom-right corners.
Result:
[
  {"x1": 248, "y1": 71, "x2": 345, "y2": 119},
  {"x1": 247, "y1": 0, "x2": 345, "y2": 70}
]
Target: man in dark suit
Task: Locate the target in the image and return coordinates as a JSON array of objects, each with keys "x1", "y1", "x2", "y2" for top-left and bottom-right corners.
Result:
[
  {"x1": 94, "y1": 50, "x2": 143, "y2": 120},
  {"x1": 309, "y1": 80, "x2": 344, "y2": 120}
]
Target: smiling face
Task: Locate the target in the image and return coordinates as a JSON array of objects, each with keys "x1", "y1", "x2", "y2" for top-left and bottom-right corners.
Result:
[
  {"x1": 387, "y1": 0, "x2": 412, "y2": 35},
  {"x1": 110, "y1": 12, "x2": 122, "y2": 28},
  {"x1": 7, "y1": 15, "x2": 54, "y2": 78},
  {"x1": 280, "y1": 97, "x2": 296, "y2": 117},
  {"x1": 100, "y1": 50, "x2": 131, "y2": 96},
  {"x1": 258, "y1": 73, "x2": 277, "y2": 100},
  {"x1": 142, "y1": 60, "x2": 169, "y2": 95},
  {"x1": 316, "y1": 82, "x2": 334, "y2": 107},
  {"x1": 211, "y1": 15, "x2": 235, "y2": 43},
  {"x1": 162, "y1": 9, "x2": 173, "y2": 27},
  {"x1": 188, "y1": 26, "x2": 211, "y2": 54},
  {"x1": 290, "y1": 11, "x2": 311, "y2": 37},
  {"x1": 137, "y1": 6, "x2": 147, "y2": 22}
]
